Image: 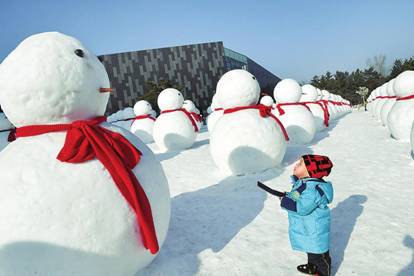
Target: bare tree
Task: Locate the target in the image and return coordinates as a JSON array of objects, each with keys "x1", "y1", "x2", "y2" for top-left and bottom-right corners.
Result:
[
  {"x1": 355, "y1": 86, "x2": 369, "y2": 111},
  {"x1": 367, "y1": 55, "x2": 387, "y2": 76}
]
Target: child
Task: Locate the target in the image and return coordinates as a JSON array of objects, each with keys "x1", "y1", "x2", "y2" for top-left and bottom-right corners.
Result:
[{"x1": 281, "y1": 154, "x2": 334, "y2": 276}]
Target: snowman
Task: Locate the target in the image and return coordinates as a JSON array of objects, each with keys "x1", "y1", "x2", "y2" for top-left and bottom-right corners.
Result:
[
  {"x1": 274, "y1": 79, "x2": 316, "y2": 144},
  {"x1": 130, "y1": 100, "x2": 156, "y2": 144},
  {"x1": 210, "y1": 69, "x2": 287, "y2": 176},
  {"x1": 183, "y1": 99, "x2": 202, "y2": 130},
  {"x1": 380, "y1": 79, "x2": 397, "y2": 127},
  {"x1": 387, "y1": 70, "x2": 414, "y2": 141},
  {"x1": 206, "y1": 93, "x2": 224, "y2": 133},
  {"x1": 153, "y1": 88, "x2": 197, "y2": 151},
  {"x1": 300, "y1": 84, "x2": 328, "y2": 132},
  {"x1": 0, "y1": 32, "x2": 171, "y2": 276}
]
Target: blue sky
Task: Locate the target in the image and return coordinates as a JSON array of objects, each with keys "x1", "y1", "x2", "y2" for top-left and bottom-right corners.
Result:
[{"x1": 1, "y1": 0, "x2": 414, "y2": 82}]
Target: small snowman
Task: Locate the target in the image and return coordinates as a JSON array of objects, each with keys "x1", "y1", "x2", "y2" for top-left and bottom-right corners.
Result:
[
  {"x1": 207, "y1": 93, "x2": 223, "y2": 133},
  {"x1": 183, "y1": 99, "x2": 202, "y2": 130},
  {"x1": 210, "y1": 69, "x2": 287, "y2": 176},
  {"x1": 0, "y1": 32, "x2": 171, "y2": 276},
  {"x1": 300, "y1": 84, "x2": 328, "y2": 132},
  {"x1": 274, "y1": 79, "x2": 316, "y2": 144},
  {"x1": 387, "y1": 70, "x2": 414, "y2": 141},
  {"x1": 130, "y1": 100, "x2": 156, "y2": 144},
  {"x1": 153, "y1": 88, "x2": 197, "y2": 151}
]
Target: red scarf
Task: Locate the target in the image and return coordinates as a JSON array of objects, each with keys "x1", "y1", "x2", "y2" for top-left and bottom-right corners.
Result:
[
  {"x1": 0, "y1": 128, "x2": 16, "y2": 142},
  {"x1": 161, "y1": 108, "x2": 199, "y2": 132},
  {"x1": 213, "y1": 108, "x2": 223, "y2": 111},
  {"x1": 14, "y1": 116, "x2": 159, "y2": 254},
  {"x1": 301, "y1": 101, "x2": 330, "y2": 127},
  {"x1": 190, "y1": 112, "x2": 202, "y2": 122},
  {"x1": 223, "y1": 104, "x2": 289, "y2": 141},
  {"x1": 275, "y1": 102, "x2": 311, "y2": 116},
  {"x1": 133, "y1": 114, "x2": 156, "y2": 122},
  {"x1": 376, "y1": 96, "x2": 397, "y2": 100},
  {"x1": 397, "y1": 94, "x2": 414, "y2": 101}
]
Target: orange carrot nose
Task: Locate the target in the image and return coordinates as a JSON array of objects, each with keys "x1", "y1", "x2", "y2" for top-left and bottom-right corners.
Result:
[{"x1": 99, "y1": 87, "x2": 113, "y2": 93}]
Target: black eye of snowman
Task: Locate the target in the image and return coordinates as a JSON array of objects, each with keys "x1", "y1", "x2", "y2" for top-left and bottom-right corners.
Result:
[
  {"x1": 252, "y1": 76, "x2": 256, "y2": 80},
  {"x1": 74, "y1": 49, "x2": 85, "y2": 58}
]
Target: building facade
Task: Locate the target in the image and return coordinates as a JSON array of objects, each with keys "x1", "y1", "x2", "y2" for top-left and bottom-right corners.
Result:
[{"x1": 99, "y1": 42, "x2": 280, "y2": 114}]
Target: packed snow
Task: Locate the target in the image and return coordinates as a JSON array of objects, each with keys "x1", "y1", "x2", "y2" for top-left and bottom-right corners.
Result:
[{"x1": 137, "y1": 110, "x2": 414, "y2": 276}]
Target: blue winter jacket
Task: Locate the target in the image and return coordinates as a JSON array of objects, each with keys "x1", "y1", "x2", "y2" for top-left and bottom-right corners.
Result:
[{"x1": 280, "y1": 175, "x2": 334, "y2": 254}]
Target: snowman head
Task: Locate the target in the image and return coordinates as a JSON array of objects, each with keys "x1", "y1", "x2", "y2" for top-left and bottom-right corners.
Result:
[
  {"x1": 259, "y1": 95, "x2": 274, "y2": 107},
  {"x1": 300, "y1": 84, "x2": 318, "y2": 102},
  {"x1": 216, "y1": 69, "x2": 260, "y2": 109},
  {"x1": 157, "y1": 88, "x2": 184, "y2": 111},
  {"x1": 133, "y1": 100, "x2": 152, "y2": 115},
  {"x1": 386, "y1": 79, "x2": 395, "y2": 96},
  {"x1": 273, "y1": 79, "x2": 302, "y2": 103},
  {"x1": 183, "y1": 100, "x2": 196, "y2": 112},
  {"x1": 394, "y1": 70, "x2": 414, "y2": 97},
  {"x1": 0, "y1": 32, "x2": 111, "y2": 127}
]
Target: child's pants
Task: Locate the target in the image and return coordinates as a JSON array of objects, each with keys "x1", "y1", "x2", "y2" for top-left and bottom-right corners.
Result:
[{"x1": 308, "y1": 251, "x2": 331, "y2": 276}]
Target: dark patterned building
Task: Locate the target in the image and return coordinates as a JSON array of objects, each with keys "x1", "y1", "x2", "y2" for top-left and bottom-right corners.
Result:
[{"x1": 99, "y1": 42, "x2": 280, "y2": 114}]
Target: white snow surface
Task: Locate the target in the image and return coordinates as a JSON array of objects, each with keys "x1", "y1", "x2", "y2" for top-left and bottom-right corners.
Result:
[{"x1": 138, "y1": 110, "x2": 414, "y2": 276}]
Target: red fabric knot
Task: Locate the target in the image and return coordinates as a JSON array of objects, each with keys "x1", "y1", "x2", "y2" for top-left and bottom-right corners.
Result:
[
  {"x1": 161, "y1": 108, "x2": 199, "y2": 132},
  {"x1": 396, "y1": 94, "x2": 414, "y2": 101},
  {"x1": 14, "y1": 116, "x2": 160, "y2": 254},
  {"x1": 223, "y1": 104, "x2": 289, "y2": 141}
]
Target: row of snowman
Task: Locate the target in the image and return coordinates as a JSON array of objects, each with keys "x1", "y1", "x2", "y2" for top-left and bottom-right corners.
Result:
[
  {"x1": 366, "y1": 70, "x2": 414, "y2": 156},
  {"x1": 205, "y1": 69, "x2": 351, "y2": 175},
  {"x1": 105, "y1": 93, "x2": 203, "y2": 149}
]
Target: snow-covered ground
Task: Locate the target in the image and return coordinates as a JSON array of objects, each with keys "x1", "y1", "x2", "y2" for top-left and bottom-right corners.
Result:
[{"x1": 138, "y1": 110, "x2": 414, "y2": 276}]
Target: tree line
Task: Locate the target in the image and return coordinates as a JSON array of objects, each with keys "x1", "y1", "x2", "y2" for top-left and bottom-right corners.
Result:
[{"x1": 310, "y1": 56, "x2": 414, "y2": 105}]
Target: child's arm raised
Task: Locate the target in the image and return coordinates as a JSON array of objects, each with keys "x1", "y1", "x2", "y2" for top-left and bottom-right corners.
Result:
[{"x1": 280, "y1": 184, "x2": 321, "y2": 216}]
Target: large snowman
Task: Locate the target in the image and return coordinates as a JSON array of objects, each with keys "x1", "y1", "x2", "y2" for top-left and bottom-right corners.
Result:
[
  {"x1": 210, "y1": 69, "x2": 287, "y2": 175},
  {"x1": 153, "y1": 88, "x2": 197, "y2": 151},
  {"x1": 274, "y1": 79, "x2": 316, "y2": 144},
  {"x1": 0, "y1": 32, "x2": 171, "y2": 276},
  {"x1": 387, "y1": 70, "x2": 414, "y2": 141},
  {"x1": 130, "y1": 100, "x2": 156, "y2": 144}
]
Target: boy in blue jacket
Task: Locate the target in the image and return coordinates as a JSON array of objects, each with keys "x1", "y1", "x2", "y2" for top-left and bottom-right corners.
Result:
[{"x1": 259, "y1": 154, "x2": 334, "y2": 276}]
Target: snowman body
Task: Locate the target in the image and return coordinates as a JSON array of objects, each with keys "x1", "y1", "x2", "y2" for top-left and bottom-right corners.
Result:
[
  {"x1": 300, "y1": 85, "x2": 325, "y2": 132},
  {"x1": 0, "y1": 124, "x2": 170, "y2": 276}
]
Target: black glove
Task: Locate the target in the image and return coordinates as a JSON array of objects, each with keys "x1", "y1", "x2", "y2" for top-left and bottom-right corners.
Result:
[{"x1": 257, "y1": 181, "x2": 286, "y2": 197}]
